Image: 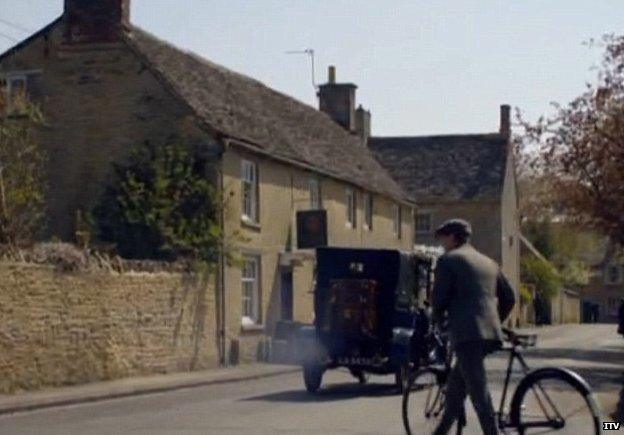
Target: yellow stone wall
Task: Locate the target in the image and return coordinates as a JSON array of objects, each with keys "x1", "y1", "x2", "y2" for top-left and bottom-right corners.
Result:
[{"x1": 0, "y1": 263, "x2": 218, "y2": 394}]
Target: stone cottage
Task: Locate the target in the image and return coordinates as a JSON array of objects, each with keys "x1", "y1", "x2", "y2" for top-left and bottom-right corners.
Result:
[
  {"x1": 579, "y1": 238, "x2": 623, "y2": 324},
  {"x1": 368, "y1": 106, "x2": 520, "y2": 292},
  {"x1": 0, "y1": 0, "x2": 415, "y2": 364}
]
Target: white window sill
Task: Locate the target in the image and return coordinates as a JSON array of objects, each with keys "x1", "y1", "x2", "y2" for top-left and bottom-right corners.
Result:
[
  {"x1": 241, "y1": 323, "x2": 264, "y2": 333},
  {"x1": 241, "y1": 216, "x2": 261, "y2": 230}
]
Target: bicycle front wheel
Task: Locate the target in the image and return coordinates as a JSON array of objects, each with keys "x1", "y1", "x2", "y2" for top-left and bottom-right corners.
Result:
[
  {"x1": 510, "y1": 368, "x2": 602, "y2": 435},
  {"x1": 402, "y1": 368, "x2": 462, "y2": 435}
]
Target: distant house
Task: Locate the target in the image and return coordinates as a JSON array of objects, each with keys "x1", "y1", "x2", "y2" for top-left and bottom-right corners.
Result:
[
  {"x1": 579, "y1": 239, "x2": 623, "y2": 324},
  {"x1": 0, "y1": 0, "x2": 414, "y2": 365},
  {"x1": 368, "y1": 106, "x2": 520, "y2": 292}
]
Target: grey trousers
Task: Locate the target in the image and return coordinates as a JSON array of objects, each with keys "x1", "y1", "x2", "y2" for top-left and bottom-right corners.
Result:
[{"x1": 433, "y1": 342, "x2": 499, "y2": 435}]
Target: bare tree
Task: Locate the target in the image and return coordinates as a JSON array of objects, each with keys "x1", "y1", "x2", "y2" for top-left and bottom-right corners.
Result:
[{"x1": 517, "y1": 34, "x2": 624, "y2": 248}]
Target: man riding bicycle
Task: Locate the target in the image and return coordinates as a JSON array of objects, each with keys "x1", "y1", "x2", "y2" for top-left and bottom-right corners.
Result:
[{"x1": 431, "y1": 219, "x2": 516, "y2": 435}]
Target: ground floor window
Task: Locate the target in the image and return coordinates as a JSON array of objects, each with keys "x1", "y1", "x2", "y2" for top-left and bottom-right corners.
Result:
[
  {"x1": 607, "y1": 297, "x2": 619, "y2": 317},
  {"x1": 241, "y1": 256, "x2": 261, "y2": 326}
]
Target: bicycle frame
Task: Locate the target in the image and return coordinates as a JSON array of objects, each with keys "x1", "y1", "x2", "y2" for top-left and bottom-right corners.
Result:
[
  {"x1": 497, "y1": 343, "x2": 567, "y2": 430},
  {"x1": 497, "y1": 344, "x2": 531, "y2": 428}
]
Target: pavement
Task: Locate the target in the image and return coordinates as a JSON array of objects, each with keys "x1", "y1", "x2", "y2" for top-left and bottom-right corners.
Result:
[
  {"x1": 0, "y1": 324, "x2": 621, "y2": 434},
  {"x1": 0, "y1": 363, "x2": 299, "y2": 416}
]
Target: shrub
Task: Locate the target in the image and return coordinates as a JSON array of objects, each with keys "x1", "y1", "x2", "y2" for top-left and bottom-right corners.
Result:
[
  {"x1": 521, "y1": 256, "x2": 562, "y2": 300},
  {"x1": 0, "y1": 98, "x2": 46, "y2": 248},
  {"x1": 94, "y1": 139, "x2": 222, "y2": 262}
]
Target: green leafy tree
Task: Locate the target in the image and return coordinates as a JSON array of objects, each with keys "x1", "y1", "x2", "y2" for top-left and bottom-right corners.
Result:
[
  {"x1": 521, "y1": 256, "x2": 562, "y2": 299},
  {"x1": 94, "y1": 139, "x2": 222, "y2": 262},
  {"x1": 0, "y1": 95, "x2": 46, "y2": 249}
]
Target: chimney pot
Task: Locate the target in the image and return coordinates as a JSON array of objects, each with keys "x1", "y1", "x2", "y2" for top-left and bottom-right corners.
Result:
[
  {"x1": 355, "y1": 105, "x2": 371, "y2": 146},
  {"x1": 328, "y1": 66, "x2": 336, "y2": 84},
  {"x1": 499, "y1": 104, "x2": 511, "y2": 137}
]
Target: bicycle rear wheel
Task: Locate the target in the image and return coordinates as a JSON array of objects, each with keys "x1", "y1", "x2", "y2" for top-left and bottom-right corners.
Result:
[
  {"x1": 402, "y1": 368, "x2": 462, "y2": 435},
  {"x1": 510, "y1": 368, "x2": 601, "y2": 435}
]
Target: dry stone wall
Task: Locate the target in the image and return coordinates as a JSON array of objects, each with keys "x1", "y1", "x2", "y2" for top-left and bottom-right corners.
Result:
[{"x1": 0, "y1": 262, "x2": 218, "y2": 394}]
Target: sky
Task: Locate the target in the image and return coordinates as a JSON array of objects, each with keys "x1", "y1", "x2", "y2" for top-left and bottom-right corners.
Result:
[{"x1": 1, "y1": 0, "x2": 623, "y2": 136}]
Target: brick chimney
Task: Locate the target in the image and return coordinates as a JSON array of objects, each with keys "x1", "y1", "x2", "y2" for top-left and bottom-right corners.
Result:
[
  {"x1": 499, "y1": 104, "x2": 511, "y2": 137},
  {"x1": 64, "y1": 0, "x2": 130, "y2": 43},
  {"x1": 318, "y1": 66, "x2": 357, "y2": 132}
]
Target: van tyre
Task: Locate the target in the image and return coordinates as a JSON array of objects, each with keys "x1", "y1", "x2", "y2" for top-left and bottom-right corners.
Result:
[
  {"x1": 303, "y1": 364, "x2": 324, "y2": 393},
  {"x1": 349, "y1": 368, "x2": 368, "y2": 384}
]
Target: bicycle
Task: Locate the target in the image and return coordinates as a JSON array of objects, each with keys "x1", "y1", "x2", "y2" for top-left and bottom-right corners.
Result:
[
  {"x1": 402, "y1": 326, "x2": 465, "y2": 434},
  {"x1": 402, "y1": 328, "x2": 603, "y2": 434}
]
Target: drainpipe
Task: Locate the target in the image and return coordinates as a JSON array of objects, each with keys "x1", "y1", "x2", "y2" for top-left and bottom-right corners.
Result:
[{"x1": 217, "y1": 139, "x2": 228, "y2": 366}]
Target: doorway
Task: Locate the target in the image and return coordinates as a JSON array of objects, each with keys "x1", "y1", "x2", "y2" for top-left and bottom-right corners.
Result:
[{"x1": 280, "y1": 270, "x2": 294, "y2": 321}]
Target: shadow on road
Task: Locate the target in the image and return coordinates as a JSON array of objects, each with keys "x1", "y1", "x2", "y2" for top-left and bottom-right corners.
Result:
[{"x1": 241, "y1": 381, "x2": 398, "y2": 403}]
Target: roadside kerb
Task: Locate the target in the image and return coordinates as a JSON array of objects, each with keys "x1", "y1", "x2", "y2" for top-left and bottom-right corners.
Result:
[{"x1": 0, "y1": 364, "x2": 300, "y2": 416}]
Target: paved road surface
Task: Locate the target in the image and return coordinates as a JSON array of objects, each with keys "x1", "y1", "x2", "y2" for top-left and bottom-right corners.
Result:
[{"x1": 0, "y1": 324, "x2": 621, "y2": 434}]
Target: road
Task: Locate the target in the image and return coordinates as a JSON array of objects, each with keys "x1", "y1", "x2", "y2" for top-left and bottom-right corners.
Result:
[{"x1": 0, "y1": 324, "x2": 621, "y2": 434}]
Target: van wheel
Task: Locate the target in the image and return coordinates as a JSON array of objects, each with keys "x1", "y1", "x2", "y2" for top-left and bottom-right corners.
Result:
[
  {"x1": 303, "y1": 364, "x2": 324, "y2": 393},
  {"x1": 349, "y1": 368, "x2": 368, "y2": 384}
]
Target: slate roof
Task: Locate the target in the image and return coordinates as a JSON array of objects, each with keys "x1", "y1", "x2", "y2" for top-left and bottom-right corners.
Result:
[
  {"x1": 369, "y1": 134, "x2": 509, "y2": 202},
  {"x1": 121, "y1": 27, "x2": 409, "y2": 202}
]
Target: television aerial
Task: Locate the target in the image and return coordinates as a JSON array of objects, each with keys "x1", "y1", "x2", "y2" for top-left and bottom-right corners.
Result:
[{"x1": 285, "y1": 48, "x2": 318, "y2": 91}]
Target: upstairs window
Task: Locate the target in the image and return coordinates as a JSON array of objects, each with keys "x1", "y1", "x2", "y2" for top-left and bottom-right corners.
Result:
[
  {"x1": 393, "y1": 204, "x2": 402, "y2": 239},
  {"x1": 346, "y1": 188, "x2": 357, "y2": 228},
  {"x1": 309, "y1": 178, "x2": 322, "y2": 209},
  {"x1": 415, "y1": 212, "x2": 432, "y2": 234},
  {"x1": 1, "y1": 74, "x2": 28, "y2": 115},
  {"x1": 363, "y1": 193, "x2": 373, "y2": 231},
  {"x1": 241, "y1": 159, "x2": 259, "y2": 224}
]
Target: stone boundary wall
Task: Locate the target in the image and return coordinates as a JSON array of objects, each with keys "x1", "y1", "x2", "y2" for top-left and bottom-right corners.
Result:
[{"x1": 0, "y1": 262, "x2": 218, "y2": 394}]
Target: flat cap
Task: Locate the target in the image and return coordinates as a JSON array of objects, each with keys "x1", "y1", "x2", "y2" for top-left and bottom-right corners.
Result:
[{"x1": 434, "y1": 219, "x2": 473, "y2": 238}]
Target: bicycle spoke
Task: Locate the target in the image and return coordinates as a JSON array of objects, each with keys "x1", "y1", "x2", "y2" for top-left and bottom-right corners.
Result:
[
  {"x1": 562, "y1": 403, "x2": 589, "y2": 419},
  {"x1": 403, "y1": 369, "x2": 462, "y2": 434}
]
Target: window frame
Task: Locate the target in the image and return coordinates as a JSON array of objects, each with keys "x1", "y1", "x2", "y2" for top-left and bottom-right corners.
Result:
[
  {"x1": 604, "y1": 262, "x2": 623, "y2": 285},
  {"x1": 7, "y1": 74, "x2": 27, "y2": 99},
  {"x1": 346, "y1": 187, "x2": 357, "y2": 229},
  {"x1": 607, "y1": 297, "x2": 619, "y2": 316},
  {"x1": 309, "y1": 177, "x2": 322, "y2": 209},
  {"x1": 363, "y1": 192, "x2": 373, "y2": 231},
  {"x1": 241, "y1": 255, "x2": 262, "y2": 326},
  {"x1": 241, "y1": 159, "x2": 259, "y2": 224},
  {"x1": 415, "y1": 211, "x2": 432, "y2": 235},
  {"x1": 393, "y1": 204, "x2": 402, "y2": 239},
  {"x1": 1, "y1": 73, "x2": 28, "y2": 115}
]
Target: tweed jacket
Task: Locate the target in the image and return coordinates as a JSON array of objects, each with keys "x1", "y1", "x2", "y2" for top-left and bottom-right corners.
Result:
[{"x1": 432, "y1": 244, "x2": 516, "y2": 347}]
